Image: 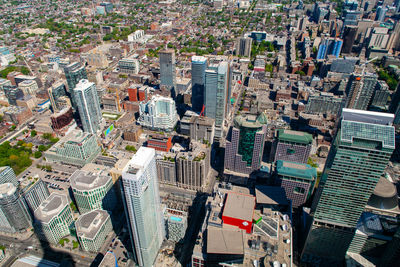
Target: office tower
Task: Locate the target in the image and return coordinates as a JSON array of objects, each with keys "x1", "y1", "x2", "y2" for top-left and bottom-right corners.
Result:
[
  {"x1": 63, "y1": 62, "x2": 88, "y2": 109},
  {"x1": 3, "y1": 85, "x2": 24, "y2": 106},
  {"x1": 342, "y1": 25, "x2": 358, "y2": 53},
  {"x1": 302, "y1": 109, "x2": 395, "y2": 265},
  {"x1": 191, "y1": 56, "x2": 207, "y2": 112},
  {"x1": 138, "y1": 95, "x2": 178, "y2": 131},
  {"x1": 44, "y1": 130, "x2": 101, "y2": 167},
  {"x1": 176, "y1": 142, "x2": 210, "y2": 191},
  {"x1": 74, "y1": 79, "x2": 102, "y2": 134},
  {"x1": 390, "y1": 84, "x2": 400, "y2": 127},
  {"x1": 34, "y1": 193, "x2": 73, "y2": 244},
  {"x1": 205, "y1": 61, "x2": 229, "y2": 139},
  {"x1": 20, "y1": 178, "x2": 50, "y2": 215},
  {"x1": 70, "y1": 170, "x2": 116, "y2": 214},
  {"x1": 0, "y1": 183, "x2": 31, "y2": 233},
  {"x1": 305, "y1": 94, "x2": 345, "y2": 115},
  {"x1": 159, "y1": 49, "x2": 176, "y2": 92},
  {"x1": 224, "y1": 113, "x2": 267, "y2": 175},
  {"x1": 346, "y1": 73, "x2": 378, "y2": 110},
  {"x1": 76, "y1": 209, "x2": 112, "y2": 252},
  {"x1": 271, "y1": 129, "x2": 312, "y2": 164},
  {"x1": 0, "y1": 166, "x2": 18, "y2": 187},
  {"x1": 236, "y1": 37, "x2": 252, "y2": 57},
  {"x1": 122, "y1": 147, "x2": 164, "y2": 267},
  {"x1": 275, "y1": 160, "x2": 317, "y2": 207},
  {"x1": 189, "y1": 116, "x2": 215, "y2": 144},
  {"x1": 48, "y1": 81, "x2": 67, "y2": 112},
  {"x1": 376, "y1": 6, "x2": 387, "y2": 22},
  {"x1": 316, "y1": 39, "x2": 343, "y2": 60},
  {"x1": 312, "y1": 2, "x2": 329, "y2": 22},
  {"x1": 118, "y1": 56, "x2": 140, "y2": 74},
  {"x1": 370, "y1": 80, "x2": 390, "y2": 110}
]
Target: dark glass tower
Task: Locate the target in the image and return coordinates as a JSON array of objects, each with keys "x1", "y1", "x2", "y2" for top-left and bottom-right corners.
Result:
[
  {"x1": 191, "y1": 56, "x2": 207, "y2": 112},
  {"x1": 63, "y1": 62, "x2": 87, "y2": 110}
]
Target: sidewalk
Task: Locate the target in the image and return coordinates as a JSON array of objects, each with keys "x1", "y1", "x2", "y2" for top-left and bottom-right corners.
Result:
[{"x1": 0, "y1": 228, "x2": 33, "y2": 241}]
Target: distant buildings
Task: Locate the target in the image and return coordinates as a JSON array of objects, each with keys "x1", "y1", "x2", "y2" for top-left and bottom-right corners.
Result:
[
  {"x1": 302, "y1": 109, "x2": 396, "y2": 265},
  {"x1": 0, "y1": 183, "x2": 31, "y2": 233},
  {"x1": 191, "y1": 56, "x2": 207, "y2": 112},
  {"x1": 271, "y1": 129, "x2": 313, "y2": 164},
  {"x1": 236, "y1": 37, "x2": 252, "y2": 57},
  {"x1": 44, "y1": 130, "x2": 101, "y2": 167},
  {"x1": 70, "y1": 170, "x2": 116, "y2": 214},
  {"x1": 224, "y1": 113, "x2": 267, "y2": 175},
  {"x1": 34, "y1": 193, "x2": 73, "y2": 244},
  {"x1": 74, "y1": 79, "x2": 102, "y2": 134},
  {"x1": 122, "y1": 147, "x2": 164, "y2": 267},
  {"x1": 76, "y1": 209, "x2": 112, "y2": 252},
  {"x1": 0, "y1": 166, "x2": 18, "y2": 187},
  {"x1": 138, "y1": 95, "x2": 178, "y2": 131},
  {"x1": 159, "y1": 49, "x2": 176, "y2": 92}
]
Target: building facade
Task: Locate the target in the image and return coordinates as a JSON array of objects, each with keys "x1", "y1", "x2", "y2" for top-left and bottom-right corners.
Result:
[
  {"x1": 236, "y1": 37, "x2": 252, "y2": 57},
  {"x1": 118, "y1": 57, "x2": 140, "y2": 75},
  {"x1": 271, "y1": 129, "x2": 313, "y2": 164},
  {"x1": 74, "y1": 79, "x2": 102, "y2": 134},
  {"x1": 159, "y1": 49, "x2": 176, "y2": 91},
  {"x1": 0, "y1": 166, "x2": 18, "y2": 187},
  {"x1": 63, "y1": 62, "x2": 88, "y2": 109},
  {"x1": 138, "y1": 95, "x2": 178, "y2": 131},
  {"x1": 346, "y1": 74, "x2": 378, "y2": 111},
  {"x1": 48, "y1": 81, "x2": 68, "y2": 112},
  {"x1": 189, "y1": 116, "x2": 215, "y2": 144},
  {"x1": 20, "y1": 178, "x2": 50, "y2": 215},
  {"x1": 122, "y1": 147, "x2": 164, "y2": 267},
  {"x1": 191, "y1": 56, "x2": 207, "y2": 112}
]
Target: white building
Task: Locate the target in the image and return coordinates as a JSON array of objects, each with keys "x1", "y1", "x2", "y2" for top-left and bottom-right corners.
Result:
[
  {"x1": 128, "y1": 30, "x2": 145, "y2": 42},
  {"x1": 138, "y1": 95, "x2": 178, "y2": 131}
]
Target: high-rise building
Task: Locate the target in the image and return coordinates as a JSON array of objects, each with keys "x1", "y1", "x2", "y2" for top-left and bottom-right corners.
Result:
[
  {"x1": 376, "y1": 6, "x2": 387, "y2": 22},
  {"x1": 205, "y1": 61, "x2": 229, "y2": 139},
  {"x1": 138, "y1": 95, "x2": 178, "y2": 131},
  {"x1": 191, "y1": 56, "x2": 207, "y2": 112},
  {"x1": 159, "y1": 49, "x2": 176, "y2": 92},
  {"x1": 34, "y1": 193, "x2": 73, "y2": 244},
  {"x1": 74, "y1": 79, "x2": 102, "y2": 134},
  {"x1": 3, "y1": 85, "x2": 24, "y2": 106},
  {"x1": 346, "y1": 73, "x2": 378, "y2": 110},
  {"x1": 70, "y1": 170, "x2": 116, "y2": 214},
  {"x1": 390, "y1": 83, "x2": 400, "y2": 127},
  {"x1": 189, "y1": 115, "x2": 215, "y2": 144},
  {"x1": 302, "y1": 109, "x2": 395, "y2": 265},
  {"x1": 122, "y1": 147, "x2": 164, "y2": 267},
  {"x1": 176, "y1": 142, "x2": 210, "y2": 191},
  {"x1": 0, "y1": 183, "x2": 31, "y2": 233},
  {"x1": 18, "y1": 80, "x2": 38, "y2": 96},
  {"x1": 305, "y1": 93, "x2": 345, "y2": 115},
  {"x1": 156, "y1": 152, "x2": 177, "y2": 185},
  {"x1": 44, "y1": 130, "x2": 101, "y2": 167},
  {"x1": 0, "y1": 166, "x2": 18, "y2": 187},
  {"x1": 236, "y1": 37, "x2": 252, "y2": 57},
  {"x1": 224, "y1": 113, "x2": 267, "y2": 175},
  {"x1": 100, "y1": 2, "x2": 113, "y2": 13},
  {"x1": 275, "y1": 160, "x2": 317, "y2": 207},
  {"x1": 370, "y1": 80, "x2": 390, "y2": 110},
  {"x1": 48, "y1": 81, "x2": 67, "y2": 112},
  {"x1": 271, "y1": 129, "x2": 313, "y2": 164},
  {"x1": 76, "y1": 209, "x2": 113, "y2": 252},
  {"x1": 63, "y1": 62, "x2": 88, "y2": 109},
  {"x1": 342, "y1": 25, "x2": 358, "y2": 54},
  {"x1": 20, "y1": 178, "x2": 50, "y2": 216}
]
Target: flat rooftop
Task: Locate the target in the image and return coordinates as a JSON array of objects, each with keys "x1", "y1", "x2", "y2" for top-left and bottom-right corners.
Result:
[
  {"x1": 70, "y1": 170, "x2": 111, "y2": 191},
  {"x1": 34, "y1": 193, "x2": 68, "y2": 224},
  {"x1": 207, "y1": 227, "x2": 244, "y2": 255},
  {"x1": 123, "y1": 147, "x2": 155, "y2": 180},
  {"x1": 76, "y1": 209, "x2": 110, "y2": 240},
  {"x1": 222, "y1": 192, "x2": 255, "y2": 222},
  {"x1": 276, "y1": 160, "x2": 317, "y2": 180},
  {"x1": 255, "y1": 185, "x2": 289, "y2": 206},
  {"x1": 277, "y1": 129, "x2": 313, "y2": 144},
  {"x1": 11, "y1": 255, "x2": 59, "y2": 267}
]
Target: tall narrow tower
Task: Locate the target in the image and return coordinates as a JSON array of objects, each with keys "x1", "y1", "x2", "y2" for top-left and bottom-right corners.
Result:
[
  {"x1": 159, "y1": 49, "x2": 176, "y2": 92},
  {"x1": 302, "y1": 109, "x2": 395, "y2": 265},
  {"x1": 191, "y1": 56, "x2": 207, "y2": 112},
  {"x1": 121, "y1": 147, "x2": 164, "y2": 267}
]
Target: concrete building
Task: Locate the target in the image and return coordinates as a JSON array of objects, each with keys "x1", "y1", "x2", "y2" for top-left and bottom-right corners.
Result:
[
  {"x1": 138, "y1": 95, "x2": 178, "y2": 131},
  {"x1": 63, "y1": 62, "x2": 87, "y2": 109},
  {"x1": 84, "y1": 48, "x2": 109, "y2": 68},
  {"x1": 236, "y1": 37, "x2": 252, "y2": 57},
  {"x1": 3, "y1": 106, "x2": 32, "y2": 125},
  {"x1": 176, "y1": 142, "x2": 210, "y2": 191},
  {"x1": 76, "y1": 209, "x2": 113, "y2": 252},
  {"x1": 3, "y1": 85, "x2": 23, "y2": 106},
  {"x1": 225, "y1": 113, "x2": 267, "y2": 175},
  {"x1": 189, "y1": 116, "x2": 215, "y2": 144},
  {"x1": 191, "y1": 56, "x2": 207, "y2": 112},
  {"x1": 159, "y1": 49, "x2": 176, "y2": 92},
  {"x1": 34, "y1": 193, "x2": 73, "y2": 244},
  {"x1": 18, "y1": 80, "x2": 38, "y2": 96},
  {"x1": 118, "y1": 56, "x2": 140, "y2": 75},
  {"x1": 156, "y1": 152, "x2": 177, "y2": 185},
  {"x1": 44, "y1": 130, "x2": 101, "y2": 167},
  {"x1": 275, "y1": 160, "x2": 317, "y2": 207},
  {"x1": 346, "y1": 73, "x2": 378, "y2": 111},
  {"x1": 305, "y1": 93, "x2": 345, "y2": 115},
  {"x1": 0, "y1": 166, "x2": 18, "y2": 187},
  {"x1": 0, "y1": 183, "x2": 31, "y2": 233},
  {"x1": 122, "y1": 147, "x2": 164, "y2": 267},
  {"x1": 302, "y1": 109, "x2": 395, "y2": 265},
  {"x1": 70, "y1": 170, "x2": 116, "y2": 214},
  {"x1": 74, "y1": 79, "x2": 102, "y2": 134},
  {"x1": 271, "y1": 129, "x2": 313, "y2": 164},
  {"x1": 147, "y1": 135, "x2": 172, "y2": 152},
  {"x1": 122, "y1": 125, "x2": 143, "y2": 142},
  {"x1": 20, "y1": 178, "x2": 50, "y2": 216}
]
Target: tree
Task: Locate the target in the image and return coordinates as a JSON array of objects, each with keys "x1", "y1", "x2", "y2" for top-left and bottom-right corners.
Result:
[
  {"x1": 38, "y1": 145, "x2": 47, "y2": 152},
  {"x1": 31, "y1": 130, "x2": 37, "y2": 137},
  {"x1": 34, "y1": 151, "x2": 42, "y2": 158},
  {"x1": 125, "y1": 145, "x2": 137, "y2": 153}
]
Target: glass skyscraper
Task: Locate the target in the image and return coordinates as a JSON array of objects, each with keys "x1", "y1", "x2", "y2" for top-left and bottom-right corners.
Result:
[
  {"x1": 122, "y1": 147, "x2": 164, "y2": 267},
  {"x1": 191, "y1": 56, "x2": 207, "y2": 112},
  {"x1": 302, "y1": 109, "x2": 395, "y2": 265},
  {"x1": 159, "y1": 49, "x2": 176, "y2": 92},
  {"x1": 74, "y1": 79, "x2": 102, "y2": 134},
  {"x1": 63, "y1": 62, "x2": 88, "y2": 110},
  {"x1": 48, "y1": 81, "x2": 67, "y2": 112}
]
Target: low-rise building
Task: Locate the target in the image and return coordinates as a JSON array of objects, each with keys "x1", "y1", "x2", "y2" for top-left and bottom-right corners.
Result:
[
  {"x1": 118, "y1": 56, "x2": 140, "y2": 74},
  {"x1": 189, "y1": 116, "x2": 215, "y2": 144},
  {"x1": 123, "y1": 125, "x2": 143, "y2": 142},
  {"x1": 147, "y1": 135, "x2": 172, "y2": 152},
  {"x1": 34, "y1": 193, "x2": 73, "y2": 244},
  {"x1": 76, "y1": 209, "x2": 113, "y2": 252},
  {"x1": 3, "y1": 106, "x2": 32, "y2": 125}
]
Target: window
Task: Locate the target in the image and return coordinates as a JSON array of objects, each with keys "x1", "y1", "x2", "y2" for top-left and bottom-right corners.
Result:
[
  {"x1": 294, "y1": 187, "x2": 305, "y2": 194},
  {"x1": 287, "y1": 148, "x2": 295, "y2": 154}
]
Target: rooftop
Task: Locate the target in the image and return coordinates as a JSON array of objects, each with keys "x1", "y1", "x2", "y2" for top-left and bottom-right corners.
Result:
[
  {"x1": 76, "y1": 209, "x2": 110, "y2": 240},
  {"x1": 222, "y1": 192, "x2": 255, "y2": 222},
  {"x1": 70, "y1": 170, "x2": 111, "y2": 191},
  {"x1": 277, "y1": 129, "x2": 313, "y2": 144},
  {"x1": 34, "y1": 193, "x2": 69, "y2": 224},
  {"x1": 276, "y1": 160, "x2": 317, "y2": 180},
  {"x1": 123, "y1": 147, "x2": 155, "y2": 180},
  {"x1": 99, "y1": 251, "x2": 117, "y2": 267},
  {"x1": 207, "y1": 227, "x2": 244, "y2": 255},
  {"x1": 255, "y1": 185, "x2": 290, "y2": 206},
  {"x1": 0, "y1": 183, "x2": 16, "y2": 198},
  {"x1": 11, "y1": 255, "x2": 60, "y2": 267}
]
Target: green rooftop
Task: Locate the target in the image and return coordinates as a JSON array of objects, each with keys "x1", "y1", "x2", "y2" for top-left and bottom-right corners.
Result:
[
  {"x1": 277, "y1": 129, "x2": 313, "y2": 145},
  {"x1": 276, "y1": 160, "x2": 317, "y2": 180}
]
